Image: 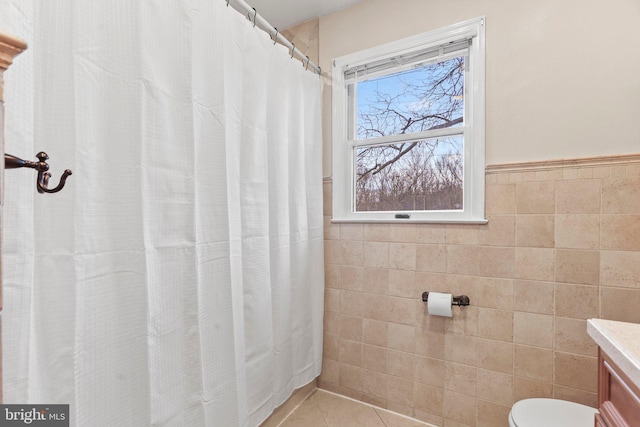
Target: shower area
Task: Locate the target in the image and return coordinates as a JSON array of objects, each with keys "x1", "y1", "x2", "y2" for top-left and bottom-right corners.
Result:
[{"x1": 0, "y1": 1, "x2": 324, "y2": 426}]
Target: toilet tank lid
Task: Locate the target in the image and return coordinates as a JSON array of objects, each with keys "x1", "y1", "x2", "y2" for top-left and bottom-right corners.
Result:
[{"x1": 511, "y1": 398, "x2": 597, "y2": 427}]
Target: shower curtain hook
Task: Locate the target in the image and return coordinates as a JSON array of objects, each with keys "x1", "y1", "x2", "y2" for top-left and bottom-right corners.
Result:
[
  {"x1": 251, "y1": 8, "x2": 257, "y2": 27},
  {"x1": 305, "y1": 56, "x2": 310, "y2": 70},
  {"x1": 290, "y1": 43, "x2": 295, "y2": 59},
  {"x1": 272, "y1": 27, "x2": 279, "y2": 45}
]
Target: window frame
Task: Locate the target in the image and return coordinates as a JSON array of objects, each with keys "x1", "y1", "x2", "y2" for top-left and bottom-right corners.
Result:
[{"x1": 331, "y1": 17, "x2": 486, "y2": 223}]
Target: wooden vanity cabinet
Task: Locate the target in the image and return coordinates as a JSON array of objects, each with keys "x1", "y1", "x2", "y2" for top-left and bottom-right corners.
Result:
[
  {"x1": 597, "y1": 348, "x2": 640, "y2": 427},
  {"x1": 595, "y1": 413, "x2": 609, "y2": 427}
]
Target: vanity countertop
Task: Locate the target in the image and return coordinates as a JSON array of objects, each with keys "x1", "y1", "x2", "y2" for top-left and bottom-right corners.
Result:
[{"x1": 587, "y1": 318, "x2": 640, "y2": 386}]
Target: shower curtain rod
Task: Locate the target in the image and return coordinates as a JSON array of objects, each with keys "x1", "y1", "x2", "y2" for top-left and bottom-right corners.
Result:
[{"x1": 228, "y1": 0, "x2": 322, "y2": 75}]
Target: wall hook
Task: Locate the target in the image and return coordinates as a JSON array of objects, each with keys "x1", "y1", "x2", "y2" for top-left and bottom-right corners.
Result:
[{"x1": 5, "y1": 151, "x2": 72, "y2": 194}]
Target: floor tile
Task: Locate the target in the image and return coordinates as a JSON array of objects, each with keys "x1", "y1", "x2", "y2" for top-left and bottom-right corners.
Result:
[
  {"x1": 279, "y1": 397, "x2": 327, "y2": 427},
  {"x1": 313, "y1": 391, "x2": 386, "y2": 426},
  {"x1": 279, "y1": 389, "x2": 434, "y2": 427}
]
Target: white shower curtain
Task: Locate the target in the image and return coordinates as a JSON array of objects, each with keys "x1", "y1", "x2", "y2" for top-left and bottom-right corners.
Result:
[{"x1": 0, "y1": 1, "x2": 324, "y2": 426}]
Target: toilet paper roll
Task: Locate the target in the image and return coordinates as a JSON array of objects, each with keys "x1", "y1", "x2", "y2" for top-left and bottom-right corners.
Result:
[{"x1": 427, "y1": 292, "x2": 453, "y2": 317}]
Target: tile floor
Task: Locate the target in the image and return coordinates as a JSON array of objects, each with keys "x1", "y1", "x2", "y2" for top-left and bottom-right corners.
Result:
[{"x1": 278, "y1": 389, "x2": 433, "y2": 427}]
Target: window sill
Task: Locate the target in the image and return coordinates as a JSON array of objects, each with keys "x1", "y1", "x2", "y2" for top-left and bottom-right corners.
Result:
[{"x1": 330, "y1": 217, "x2": 488, "y2": 225}]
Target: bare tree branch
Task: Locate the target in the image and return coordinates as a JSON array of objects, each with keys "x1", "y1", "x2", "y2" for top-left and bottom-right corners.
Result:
[{"x1": 354, "y1": 56, "x2": 465, "y2": 211}]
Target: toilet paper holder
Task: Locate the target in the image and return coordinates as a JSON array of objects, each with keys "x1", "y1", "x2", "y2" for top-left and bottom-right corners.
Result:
[{"x1": 421, "y1": 292, "x2": 470, "y2": 307}]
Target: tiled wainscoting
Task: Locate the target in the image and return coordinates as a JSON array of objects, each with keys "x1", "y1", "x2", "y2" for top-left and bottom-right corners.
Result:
[{"x1": 319, "y1": 154, "x2": 640, "y2": 427}]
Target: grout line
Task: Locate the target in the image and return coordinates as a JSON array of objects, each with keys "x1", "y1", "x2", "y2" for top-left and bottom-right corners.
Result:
[
  {"x1": 275, "y1": 387, "x2": 318, "y2": 427},
  {"x1": 369, "y1": 404, "x2": 389, "y2": 427},
  {"x1": 314, "y1": 391, "x2": 332, "y2": 427}
]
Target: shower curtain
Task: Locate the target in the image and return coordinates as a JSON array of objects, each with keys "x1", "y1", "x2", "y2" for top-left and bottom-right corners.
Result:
[{"x1": 0, "y1": 1, "x2": 324, "y2": 426}]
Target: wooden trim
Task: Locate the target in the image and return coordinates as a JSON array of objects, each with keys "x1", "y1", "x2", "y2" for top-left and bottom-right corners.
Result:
[
  {"x1": 0, "y1": 31, "x2": 27, "y2": 101},
  {"x1": 595, "y1": 412, "x2": 610, "y2": 427},
  {"x1": 486, "y1": 153, "x2": 640, "y2": 174},
  {"x1": 0, "y1": 32, "x2": 26, "y2": 69}
]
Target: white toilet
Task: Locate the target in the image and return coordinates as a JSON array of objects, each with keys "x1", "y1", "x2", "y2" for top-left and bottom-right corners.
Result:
[{"x1": 509, "y1": 398, "x2": 598, "y2": 427}]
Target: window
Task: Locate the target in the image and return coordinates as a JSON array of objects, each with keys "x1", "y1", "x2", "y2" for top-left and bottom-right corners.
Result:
[{"x1": 331, "y1": 17, "x2": 486, "y2": 223}]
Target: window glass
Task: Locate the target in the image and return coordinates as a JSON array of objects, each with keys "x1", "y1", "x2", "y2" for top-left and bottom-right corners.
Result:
[
  {"x1": 356, "y1": 56, "x2": 465, "y2": 140},
  {"x1": 355, "y1": 136, "x2": 463, "y2": 211}
]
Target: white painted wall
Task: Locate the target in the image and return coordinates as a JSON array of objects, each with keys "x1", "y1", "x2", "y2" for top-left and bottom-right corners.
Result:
[{"x1": 319, "y1": 0, "x2": 640, "y2": 175}]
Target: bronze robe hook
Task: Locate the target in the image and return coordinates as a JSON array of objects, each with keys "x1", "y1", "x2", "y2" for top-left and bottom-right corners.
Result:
[{"x1": 5, "y1": 151, "x2": 72, "y2": 194}]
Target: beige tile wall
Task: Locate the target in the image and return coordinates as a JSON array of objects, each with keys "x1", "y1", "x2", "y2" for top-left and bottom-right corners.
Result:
[{"x1": 319, "y1": 155, "x2": 640, "y2": 427}]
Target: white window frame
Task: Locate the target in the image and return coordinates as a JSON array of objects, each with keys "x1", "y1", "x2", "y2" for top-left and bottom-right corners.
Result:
[{"x1": 331, "y1": 17, "x2": 486, "y2": 223}]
